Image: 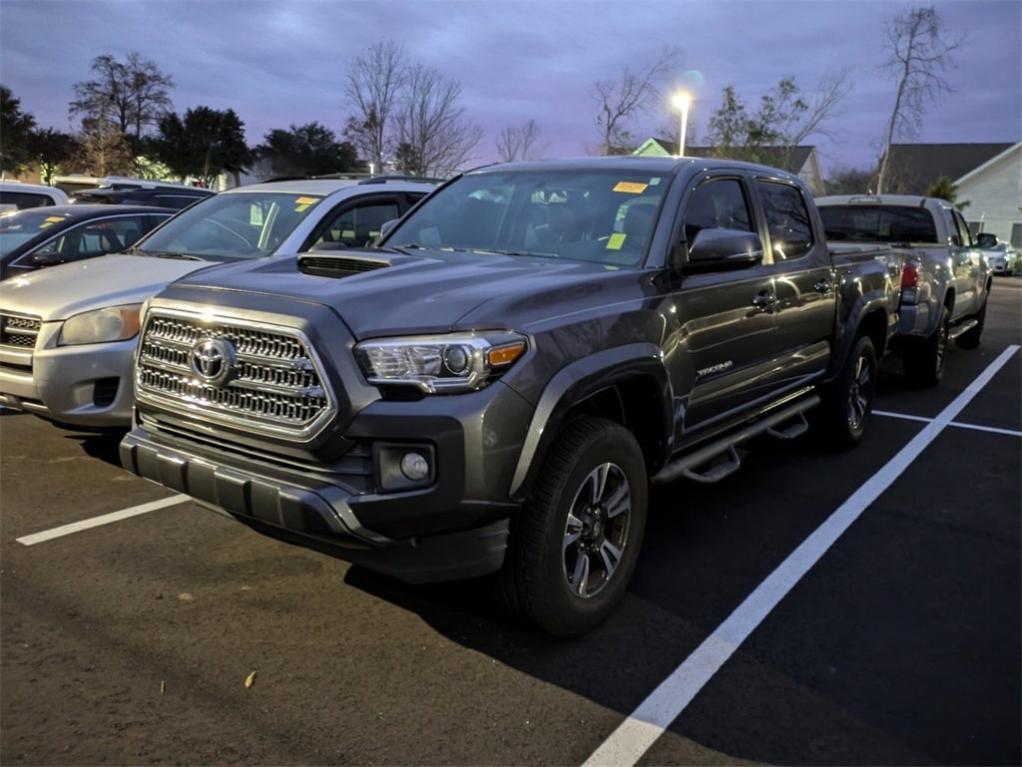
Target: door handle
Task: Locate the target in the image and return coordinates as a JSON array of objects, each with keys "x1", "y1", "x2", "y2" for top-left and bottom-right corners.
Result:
[
  {"x1": 814, "y1": 280, "x2": 832, "y2": 293},
  {"x1": 752, "y1": 290, "x2": 776, "y2": 309}
]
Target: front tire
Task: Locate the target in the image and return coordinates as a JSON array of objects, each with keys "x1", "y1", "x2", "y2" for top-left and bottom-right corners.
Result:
[
  {"x1": 498, "y1": 417, "x2": 648, "y2": 637},
  {"x1": 815, "y1": 335, "x2": 877, "y2": 450}
]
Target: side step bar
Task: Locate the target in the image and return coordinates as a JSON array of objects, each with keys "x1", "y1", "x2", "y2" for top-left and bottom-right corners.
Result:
[
  {"x1": 948, "y1": 318, "x2": 978, "y2": 341},
  {"x1": 651, "y1": 395, "x2": 820, "y2": 485}
]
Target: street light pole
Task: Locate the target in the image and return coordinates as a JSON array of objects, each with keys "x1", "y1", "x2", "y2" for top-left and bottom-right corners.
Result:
[{"x1": 671, "y1": 92, "x2": 691, "y2": 158}]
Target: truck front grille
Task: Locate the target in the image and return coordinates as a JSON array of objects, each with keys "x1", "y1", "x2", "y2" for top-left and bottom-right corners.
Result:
[
  {"x1": 0, "y1": 312, "x2": 41, "y2": 350},
  {"x1": 135, "y1": 311, "x2": 334, "y2": 440}
]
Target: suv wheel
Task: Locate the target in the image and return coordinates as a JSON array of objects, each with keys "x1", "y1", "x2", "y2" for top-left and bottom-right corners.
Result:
[
  {"x1": 955, "y1": 297, "x2": 987, "y2": 350},
  {"x1": 905, "y1": 306, "x2": 949, "y2": 388},
  {"x1": 814, "y1": 335, "x2": 877, "y2": 450},
  {"x1": 498, "y1": 417, "x2": 647, "y2": 637}
]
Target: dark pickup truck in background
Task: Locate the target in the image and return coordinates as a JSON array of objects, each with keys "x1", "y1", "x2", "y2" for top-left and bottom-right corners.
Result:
[
  {"x1": 818, "y1": 194, "x2": 991, "y2": 386},
  {"x1": 121, "y1": 157, "x2": 901, "y2": 636}
]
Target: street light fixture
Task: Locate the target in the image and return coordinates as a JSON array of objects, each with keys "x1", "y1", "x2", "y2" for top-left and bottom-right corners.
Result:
[{"x1": 671, "y1": 91, "x2": 691, "y2": 158}]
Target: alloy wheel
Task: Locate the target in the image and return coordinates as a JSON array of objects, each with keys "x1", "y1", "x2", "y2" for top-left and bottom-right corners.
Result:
[{"x1": 562, "y1": 462, "x2": 631, "y2": 599}]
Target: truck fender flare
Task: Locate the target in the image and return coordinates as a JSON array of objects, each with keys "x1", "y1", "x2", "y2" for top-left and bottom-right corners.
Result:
[
  {"x1": 508, "y1": 342, "x2": 673, "y2": 500},
  {"x1": 829, "y1": 296, "x2": 891, "y2": 378}
]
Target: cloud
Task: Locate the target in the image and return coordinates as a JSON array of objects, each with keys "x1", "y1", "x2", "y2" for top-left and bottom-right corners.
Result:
[{"x1": 1, "y1": 0, "x2": 1018, "y2": 174}]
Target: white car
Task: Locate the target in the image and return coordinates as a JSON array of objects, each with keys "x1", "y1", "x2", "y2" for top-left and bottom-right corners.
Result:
[
  {"x1": 0, "y1": 177, "x2": 436, "y2": 428},
  {"x1": 0, "y1": 182, "x2": 70, "y2": 212}
]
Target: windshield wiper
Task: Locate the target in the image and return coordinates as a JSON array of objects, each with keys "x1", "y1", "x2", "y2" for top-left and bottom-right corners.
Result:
[{"x1": 133, "y1": 249, "x2": 205, "y2": 261}]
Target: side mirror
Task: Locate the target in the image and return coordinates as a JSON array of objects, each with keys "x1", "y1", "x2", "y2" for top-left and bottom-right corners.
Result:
[
  {"x1": 976, "y1": 233, "x2": 997, "y2": 248},
  {"x1": 379, "y1": 219, "x2": 399, "y2": 239},
  {"x1": 682, "y1": 228, "x2": 763, "y2": 272}
]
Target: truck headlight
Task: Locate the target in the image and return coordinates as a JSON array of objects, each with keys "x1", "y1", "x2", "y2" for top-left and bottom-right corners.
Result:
[
  {"x1": 58, "y1": 304, "x2": 142, "y2": 346},
  {"x1": 355, "y1": 332, "x2": 527, "y2": 393}
]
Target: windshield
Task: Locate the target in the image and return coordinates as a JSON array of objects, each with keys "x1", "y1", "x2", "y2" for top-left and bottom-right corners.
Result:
[
  {"x1": 820, "y1": 205, "x2": 939, "y2": 244},
  {"x1": 0, "y1": 210, "x2": 73, "y2": 256},
  {"x1": 385, "y1": 170, "x2": 668, "y2": 266},
  {"x1": 133, "y1": 192, "x2": 322, "y2": 260}
]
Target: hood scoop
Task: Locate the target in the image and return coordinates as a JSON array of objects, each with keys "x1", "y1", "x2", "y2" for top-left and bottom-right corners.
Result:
[{"x1": 298, "y1": 254, "x2": 392, "y2": 279}]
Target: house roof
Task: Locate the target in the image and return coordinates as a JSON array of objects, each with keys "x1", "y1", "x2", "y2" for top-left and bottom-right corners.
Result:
[
  {"x1": 880, "y1": 143, "x2": 1015, "y2": 194},
  {"x1": 637, "y1": 138, "x2": 815, "y2": 174}
]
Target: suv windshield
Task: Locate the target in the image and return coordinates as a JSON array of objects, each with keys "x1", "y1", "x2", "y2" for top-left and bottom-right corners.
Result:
[
  {"x1": 133, "y1": 192, "x2": 322, "y2": 260},
  {"x1": 385, "y1": 170, "x2": 668, "y2": 266},
  {"x1": 820, "y1": 205, "x2": 939, "y2": 244},
  {"x1": 0, "y1": 210, "x2": 73, "y2": 256}
]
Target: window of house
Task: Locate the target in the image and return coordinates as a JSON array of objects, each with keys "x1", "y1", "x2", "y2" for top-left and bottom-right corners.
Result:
[{"x1": 756, "y1": 181, "x2": 814, "y2": 260}]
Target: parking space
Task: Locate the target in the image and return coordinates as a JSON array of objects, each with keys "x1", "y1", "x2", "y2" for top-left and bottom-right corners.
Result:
[{"x1": 1, "y1": 283, "x2": 1019, "y2": 765}]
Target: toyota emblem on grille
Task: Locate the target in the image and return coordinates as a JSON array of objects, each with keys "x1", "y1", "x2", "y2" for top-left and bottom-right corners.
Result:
[{"x1": 190, "y1": 337, "x2": 236, "y2": 386}]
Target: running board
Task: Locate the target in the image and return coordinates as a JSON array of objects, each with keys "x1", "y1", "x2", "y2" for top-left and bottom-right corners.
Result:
[
  {"x1": 948, "y1": 319, "x2": 978, "y2": 341},
  {"x1": 766, "y1": 411, "x2": 810, "y2": 440},
  {"x1": 651, "y1": 395, "x2": 820, "y2": 485}
]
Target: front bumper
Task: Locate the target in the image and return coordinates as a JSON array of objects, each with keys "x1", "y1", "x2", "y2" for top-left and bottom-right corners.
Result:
[
  {"x1": 120, "y1": 425, "x2": 513, "y2": 584},
  {"x1": 0, "y1": 322, "x2": 135, "y2": 427}
]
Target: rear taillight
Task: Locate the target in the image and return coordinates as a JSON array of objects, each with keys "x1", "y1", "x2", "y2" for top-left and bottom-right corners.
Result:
[{"x1": 901, "y1": 262, "x2": 919, "y2": 289}]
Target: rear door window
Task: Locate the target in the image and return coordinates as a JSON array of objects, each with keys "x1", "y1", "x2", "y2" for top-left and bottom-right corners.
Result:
[{"x1": 755, "y1": 181, "x2": 814, "y2": 261}]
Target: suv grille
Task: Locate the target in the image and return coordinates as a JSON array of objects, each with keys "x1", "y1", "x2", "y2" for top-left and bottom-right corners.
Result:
[
  {"x1": 135, "y1": 312, "x2": 334, "y2": 439},
  {"x1": 0, "y1": 312, "x2": 41, "y2": 350}
]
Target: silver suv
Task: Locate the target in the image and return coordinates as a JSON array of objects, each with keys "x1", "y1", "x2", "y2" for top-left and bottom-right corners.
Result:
[{"x1": 0, "y1": 177, "x2": 436, "y2": 428}]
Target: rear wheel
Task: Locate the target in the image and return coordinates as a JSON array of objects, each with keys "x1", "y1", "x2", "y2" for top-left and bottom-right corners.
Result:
[
  {"x1": 498, "y1": 417, "x2": 648, "y2": 637},
  {"x1": 905, "y1": 305, "x2": 949, "y2": 387},
  {"x1": 814, "y1": 335, "x2": 877, "y2": 450},
  {"x1": 956, "y1": 296, "x2": 987, "y2": 350}
]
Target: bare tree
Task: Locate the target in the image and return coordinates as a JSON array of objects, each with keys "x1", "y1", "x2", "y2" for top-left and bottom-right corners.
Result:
[
  {"x1": 876, "y1": 6, "x2": 964, "y2": 193},
  {"x1": 344, "y1": 40, "x2": 405, "y2": 173},
  {"x1": 394, "y1": 64, "x2": 482, "y2": 177},
  {"x1": 592, "y1": 45, "x2": 680, "y2": 154},
  {"x1": 773, "y1": 69, "x2": 853, "y2": 168},
  {"x1": 496, "y1": 118, "x2": 544, "y2": 162},
  {"x1": 70, "y1": 53, "x2": 173, "y2": 144}
]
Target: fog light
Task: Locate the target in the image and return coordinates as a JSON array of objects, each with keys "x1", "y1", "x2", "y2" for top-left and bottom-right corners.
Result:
[{"x1": 400, "y1": 451, "x2": 430, "y2": 481}]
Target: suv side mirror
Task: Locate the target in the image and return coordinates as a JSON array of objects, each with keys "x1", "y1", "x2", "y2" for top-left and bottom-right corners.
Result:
[
  {"x1": 379, "y1": 219, "x2": 399, "y2": 239},
  {"x1": 682, "y1": 228, "x2": 763, "y2": 271},
  {"x1": 976, "y1": 232, "x2": 997, "y2": 248}
]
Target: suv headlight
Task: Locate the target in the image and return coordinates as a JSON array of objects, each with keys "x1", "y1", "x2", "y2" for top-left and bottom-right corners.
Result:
[
  {"x1": 355, "y1": 332, "x2": 527, "y2": 393},
  {"x1": 58, "y1": 304, "x2": 142, "y2": 346}
]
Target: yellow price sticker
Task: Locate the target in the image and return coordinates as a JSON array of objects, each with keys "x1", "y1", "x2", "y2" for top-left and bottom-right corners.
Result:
[
  {"x1": 613, "y1": 181, "x2": 648, "y2": 194},
  {"x1": 606, "y1": 233, "x2": 627, "y2": 250},
  {"x1": 294, "y1": 195, "x2": 318, "y2": 213}
]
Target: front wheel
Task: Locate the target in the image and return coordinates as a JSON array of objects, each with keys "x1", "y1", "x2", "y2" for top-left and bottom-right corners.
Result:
[
  {"x1": 814, "y1": 335, "x2": 878, "y2": 450},
  {"x1": 498, "y1": 417, "x2": 648, "y2": 637}
]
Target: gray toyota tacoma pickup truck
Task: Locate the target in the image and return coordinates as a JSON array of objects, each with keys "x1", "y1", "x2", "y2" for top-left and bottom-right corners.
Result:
[
  {"x1": 121, "y1": 158, "x2": 900, "y2": 636},
  {"x1": 818, "y1": 194, "x2": 991, "y2": 387}
]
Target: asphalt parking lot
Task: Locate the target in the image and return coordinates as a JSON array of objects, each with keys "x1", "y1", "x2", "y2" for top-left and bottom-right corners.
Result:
[{"x1": 2, "y1": 280, "x2": 1019, "y2": 766}]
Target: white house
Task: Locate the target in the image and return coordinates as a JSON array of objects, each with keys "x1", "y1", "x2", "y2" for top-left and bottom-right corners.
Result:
[{"x1": 954, "y1": 141, "x2": 1022, "y2": 247}]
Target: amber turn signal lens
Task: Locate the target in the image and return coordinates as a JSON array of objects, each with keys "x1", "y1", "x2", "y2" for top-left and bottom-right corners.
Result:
[{"x1": 487, "y1": 341, "x2": 526, "y2": 367}]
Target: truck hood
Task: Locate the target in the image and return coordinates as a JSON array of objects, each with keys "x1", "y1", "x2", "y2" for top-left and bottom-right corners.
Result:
[
  {"x1": 169, "y1": 249, "x2": 645, "y2": 338},
  {"x1": 0, "y1": 254, "x2": 215, "y2": 321}
]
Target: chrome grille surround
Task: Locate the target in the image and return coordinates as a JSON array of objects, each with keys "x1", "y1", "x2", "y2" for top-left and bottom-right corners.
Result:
[
  {"x1": 0, "y1": 311, "x2": 41, "y2": 350},
  {"x1": 135, "y1": 308, "x2": 336, "y2": 441}
]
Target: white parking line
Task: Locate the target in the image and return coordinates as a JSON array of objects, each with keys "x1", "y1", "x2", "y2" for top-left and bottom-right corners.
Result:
[
  {"x1": 875, "y1": 409, "x2": 1022, "y2": 438},
  {"x1": 15, "y1": 494, "x2": 191, "y2": 546},
  {"x1": 583, "y1": 343, "x2": 1020, "y2": 767}
]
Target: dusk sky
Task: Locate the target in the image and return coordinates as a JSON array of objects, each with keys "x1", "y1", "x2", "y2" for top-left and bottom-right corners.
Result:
[{"x1": 2, "y1": 0, "x2": 1019, "y2": 176}]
